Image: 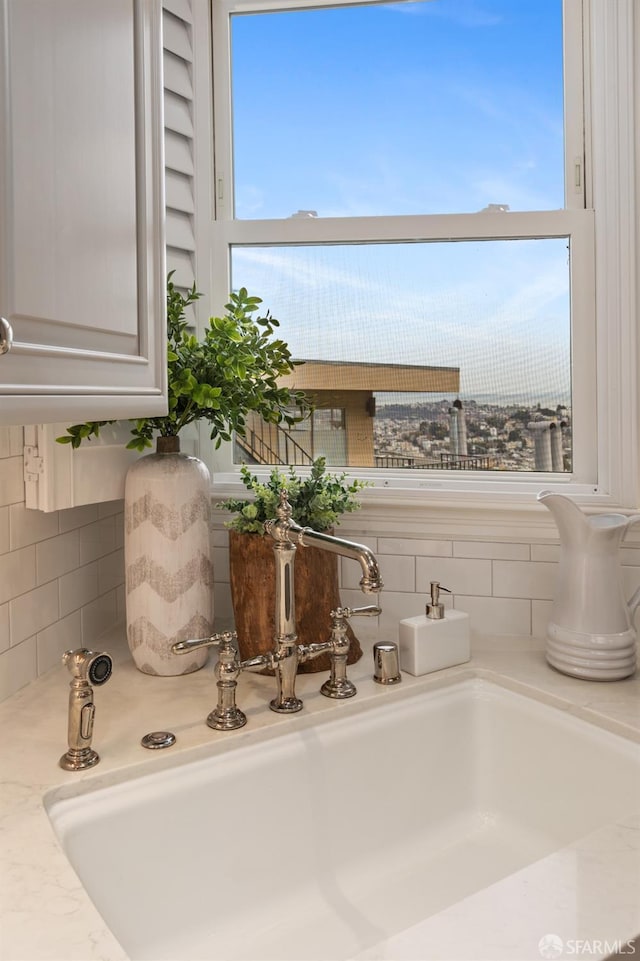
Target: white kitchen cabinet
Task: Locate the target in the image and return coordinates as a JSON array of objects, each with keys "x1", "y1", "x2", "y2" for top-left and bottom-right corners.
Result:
[{"x1": 0, "y1": 0, "x2": 167, "y2": 425}]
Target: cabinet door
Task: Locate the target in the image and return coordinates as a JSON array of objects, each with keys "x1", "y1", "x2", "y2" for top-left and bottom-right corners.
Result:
[{"x1": 0, "y1": 0, "x2": 167, "y2": 425}]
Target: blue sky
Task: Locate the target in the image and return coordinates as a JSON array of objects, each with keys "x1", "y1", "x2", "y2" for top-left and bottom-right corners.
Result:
[{"x1": 228, "y1": 0, "x2": 569, "y2": 404}]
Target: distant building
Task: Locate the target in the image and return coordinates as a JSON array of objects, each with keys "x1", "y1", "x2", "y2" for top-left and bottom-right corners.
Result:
[
  {"x1": 238, "y1": 359, "x2": 460, "y2": 467},
  {"x1": 527, "y1": 415, "x2": 570, "y2": 471},
  {"x1": 448, "y1": 398, "x2": 468, "y2": 456}
]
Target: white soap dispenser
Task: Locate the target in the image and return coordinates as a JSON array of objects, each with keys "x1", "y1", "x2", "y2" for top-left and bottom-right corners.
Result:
[{"x1": 398, "y1": 582, "x2": 470, "y2": 676}]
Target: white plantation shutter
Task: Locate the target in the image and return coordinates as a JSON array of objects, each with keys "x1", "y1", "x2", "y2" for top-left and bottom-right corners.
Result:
[
  {"x1": 163, "y1": 1, "x2": 198, "y2": 290},
  {"x1": 26, "y1": 0, "x2": 212, "y2": 511}
]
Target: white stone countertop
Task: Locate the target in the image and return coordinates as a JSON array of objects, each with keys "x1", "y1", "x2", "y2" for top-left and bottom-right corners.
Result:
[{"x1": 1, "y1": 626, "x2": 639, "y2": 961}]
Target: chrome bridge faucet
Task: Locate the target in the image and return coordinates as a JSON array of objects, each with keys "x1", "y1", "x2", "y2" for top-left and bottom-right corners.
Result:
[{"x1": 172, "y1": 490, "x2": 383, "y2": 728}]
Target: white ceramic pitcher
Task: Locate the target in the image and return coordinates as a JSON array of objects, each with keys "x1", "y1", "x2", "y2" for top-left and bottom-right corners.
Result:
[{"x1": 538, "y1": 490, "x2": 640, "y2": 680}]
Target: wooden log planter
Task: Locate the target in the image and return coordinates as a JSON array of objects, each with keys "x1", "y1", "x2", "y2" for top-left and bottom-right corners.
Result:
[{"x1": 228, "y1": 530, "x2": 363, "y2": 674}]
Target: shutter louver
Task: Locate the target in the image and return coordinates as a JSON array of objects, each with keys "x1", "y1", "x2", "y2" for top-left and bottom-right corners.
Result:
[{"x1": 163, "y1": 3, "x2": 196, "y2": 289}]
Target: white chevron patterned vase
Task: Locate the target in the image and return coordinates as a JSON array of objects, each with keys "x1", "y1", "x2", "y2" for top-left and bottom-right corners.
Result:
[{"x1": 124, "y1": 437, "x2": 213, "y2": 676}]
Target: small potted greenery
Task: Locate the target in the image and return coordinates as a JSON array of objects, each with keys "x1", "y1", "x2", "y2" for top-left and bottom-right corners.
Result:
[
  {"x1": 220, "y1": 457, "x2": 369, "y2": 533},
  {"x1": 218, "y1": 457, "x2": 371, "y2": 672}
]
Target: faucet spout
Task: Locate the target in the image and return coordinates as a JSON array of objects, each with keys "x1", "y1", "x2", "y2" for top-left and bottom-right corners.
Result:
[
  {"x1": 261, "y1": 490, "x2": 384, "y2": 715},
  {"x1": 290, "y1": 522, "x2": 384, "y2": 594}
]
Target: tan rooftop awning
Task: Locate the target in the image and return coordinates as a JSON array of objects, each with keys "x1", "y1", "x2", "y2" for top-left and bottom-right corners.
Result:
[{"x1": 279, "y1": 360, "x2": 460, "y2": 393}]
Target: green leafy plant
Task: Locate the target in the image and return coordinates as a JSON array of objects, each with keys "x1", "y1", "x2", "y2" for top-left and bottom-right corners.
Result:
[
  {"x1": 219, "y1": 457, "x2": 371, "y2": 534},
  {"x1": 57, "y1": 273, "x2": 311, "y2": 452}
]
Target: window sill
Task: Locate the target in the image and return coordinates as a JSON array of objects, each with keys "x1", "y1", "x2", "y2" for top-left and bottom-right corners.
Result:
[{"x1": 211, "y1": 474, "x2": 640, "y2": 544}]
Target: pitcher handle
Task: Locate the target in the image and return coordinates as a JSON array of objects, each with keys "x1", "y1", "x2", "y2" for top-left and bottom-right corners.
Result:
[{"x1": 623, "y1": 514, "x2": 640, "y2": 614}]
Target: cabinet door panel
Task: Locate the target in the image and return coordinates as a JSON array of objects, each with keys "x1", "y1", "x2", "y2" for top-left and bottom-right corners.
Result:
[{"x1": 0, "y1": 0, "x2": 167, "y2": 425}]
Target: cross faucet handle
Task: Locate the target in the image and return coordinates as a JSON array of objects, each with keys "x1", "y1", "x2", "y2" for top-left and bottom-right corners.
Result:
[
  {"x1": 172, "y1": 632, "x2": 246, "y2": 732},
  {"x1": 172, "y1": 630, "x2": 237, "y2": 655},
  {"x1": 318, "y1": 608, "x2": 364, "y2": 701},
  {"x1": 335, "y1": 605, "x2": 381, "y2": 618}
]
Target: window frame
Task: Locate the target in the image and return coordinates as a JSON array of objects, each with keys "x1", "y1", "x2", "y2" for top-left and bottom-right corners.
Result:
[{"x1": 205, "y1": 0, "x2": 640, "y2": 513}]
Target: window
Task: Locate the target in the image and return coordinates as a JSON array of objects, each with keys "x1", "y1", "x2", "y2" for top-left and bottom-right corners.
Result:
[
  {"x1": 229, "y1": 237, "x2": 576, "y2": 475},
  {"x1": 209, "y1": 0, "x2": 638, "y2": 508},
  {"x1": 230, "y1": 2, "x2": 567, "y2": 220}
]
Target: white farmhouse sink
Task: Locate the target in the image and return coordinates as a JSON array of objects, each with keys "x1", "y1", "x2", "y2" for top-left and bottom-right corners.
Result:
[{"x1": 45, "y1": 678, "x2": 640, "y2": 961}]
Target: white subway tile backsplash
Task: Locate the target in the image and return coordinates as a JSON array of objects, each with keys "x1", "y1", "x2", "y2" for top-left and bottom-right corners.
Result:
[
  {"x1": 81, "y1": 589, "x2": 120, "y2": 644},
  {"x1": 2, "y1": 499, "x2": 631, "y2": 704},
  {"x1": 342, "y1": 552, "x2": 414, "y2": 592},
  {"x1": 352, "y1": 619, "x2": 380, "y2": 647},
  {"x1": 0, "y1": 636, "x2": 37, "y2": 702},
  {"x1": 213, "y1": 546, "x2": 230, "y2": 584},
  {"x1": 338, "y1": 588, "x2": 362, "y2": 611},
  {"x1": 36, "y1": 611, "x2": 82, "y2": 675},
  {"x1": 0, "y1": 545, "x2": 36, "y2": 605},
  {"x1": 97, "y1": 499, "x2": 124, "y2": 518},
  {"x1": 0, "y1": 603, "x2": 8, "y2": 653},
  {"x1": 341, "y1": 532, "x2": 378, "y2": 550},
  {"x1": 338, "y1": 584, "x2": 380, "y2": 614},
  {"x1": 36, "y1": 530, "x2": 80, "y2": 585},
  {"x1": 59, "y1": 561, "x2": 99, "y2": 618},
  {"x1": 336, "y1": 588, "x2": 380, "y2": 644},
  {"x1": 9, "y1": 580, "x2": 59, "y2": 646},
  {"x1": 115, "y1": 513, "x2": 124, "y2": 549},
  {"x1": 621, "y1": 547, "x2": 640, "y2": 567},
  {"x1": 79, "y1": 516, "x2": 117, "y2": 565},
  {"x1": 8, "y1": 427, "x2": 23, "y2": 458},
  {"x1": 0, "y1": 427, "x2": 22, "y2": 459},
  {"x1": 532, "y1": 599, "x2": 553, "y2": 639},
  {"x1": 383, "y1": 554, "x2": 416, "y2": 593},
  {"x1": 0, "y1": 446, "x2": 123, "y2": 701},
  {"x1": 0, "y1": 506, "x2": 8, "y2": 554},
  {"x1": 0, "y1": 427, "x2": 13, "y2": 459},
  {"x1": 376, "y1": 590, "x2": 429, "y2": 640},
  {"x1": 622, "y1": 565, "x2": 640, "y2": 601},
  {"x1": 213, "y1": 582, "x2": 234, "y2": 630},
  {"x1": 453, "y1": 541, "x2": 530, "y2": 561},
  {"x1": 416, "y1": 556, "x2": 492, "y2": 597},
  {"x1": 530, "y1": 543, "x2": 561, "y2": 562},
  {"x1": 0, "y1": 457, "x2": 25, "y2": 507},
  {"x1": 9, "y1": 502, "x2": 59, "y2": 550},
  {"x1": 493, "y1": 560, "x2": 557, "y2": 600},
  {"x1": 58, "y1": 503, "x2": 100, "y2": 534},
  {"x1": 454, "y1": 595, "x2": 531, "y2": 636},
  {"x1": 116, "y1": 584, "x2": 126, "y2": 621},
  {"x1": 378, "y1": 537, "x2": 452, "y2": 557},
  {"x1": 212, "y1": 527, "x2": 230, "y2": 548},
  {"x1": 97, "y1": 549, "x2": 125, "y2": 595}
]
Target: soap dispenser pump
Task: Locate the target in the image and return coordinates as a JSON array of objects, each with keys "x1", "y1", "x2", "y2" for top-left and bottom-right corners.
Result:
[
  {"x1": 426, "y1": 581, "x2": 447, "y2": 619},
  {"x1": 398, "y1": 581, "x2": 470, "y2": 676}
]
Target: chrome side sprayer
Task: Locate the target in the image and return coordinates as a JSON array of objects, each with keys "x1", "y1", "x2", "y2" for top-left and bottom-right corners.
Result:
[{"x1": 59, "y1": 648, "x2": 113, "y2": 771}]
